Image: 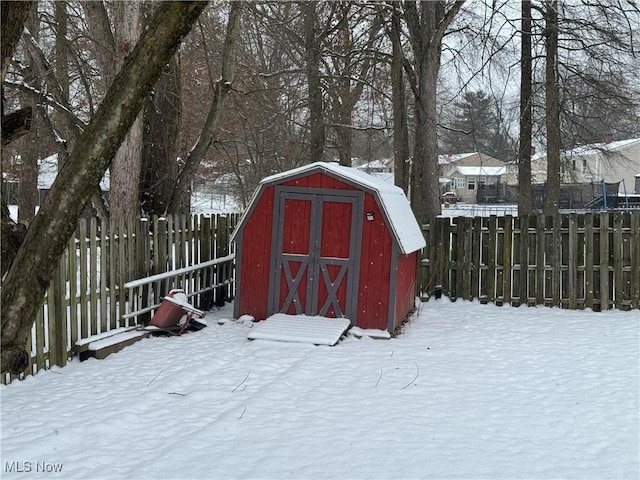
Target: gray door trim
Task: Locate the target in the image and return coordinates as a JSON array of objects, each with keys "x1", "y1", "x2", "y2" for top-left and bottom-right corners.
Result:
[{"x1": 269, "y1": 186, "x2": 363, "y2": 322}]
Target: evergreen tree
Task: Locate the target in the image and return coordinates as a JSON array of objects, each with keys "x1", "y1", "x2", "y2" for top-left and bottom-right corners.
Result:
[{"x1": 441, "y1": 90, "x2": 514, "y2": 161}]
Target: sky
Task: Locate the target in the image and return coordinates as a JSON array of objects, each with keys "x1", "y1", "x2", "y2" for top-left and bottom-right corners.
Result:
[{"x1": 1, "y1": 299, "x2": 638, "y2": 479}]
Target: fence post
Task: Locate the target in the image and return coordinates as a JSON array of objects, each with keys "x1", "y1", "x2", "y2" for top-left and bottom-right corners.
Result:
[
  {"x1": 450, "y1": 217, "x2": 459, "y2": 299},
  {"x1": 461, "y1": 217, "x2": 472, "y2": 301},
  {"x1": 568, "y1": 213, "x2": 577, "y2": 309},
  {"x1": 535, "y1": 215, "x2": 545, "y2": 305},
  {"x1": 518, "y1": 215, "x2": 529, "y2": 306},
  {"x1": 201, "y1": 215, "x2": 214, "y2": 309},
  {"x1": 600, "y1": 212, "x2": 610, "y2": 310},
  {"x1": 436, "y1": 217, "x2": 451, "y2": 297},
  {"x1": 137, "y1": 217, "x2": 152, "y2": 324},
  {"x1": 215, "y1": 214, "x2": 230, "y2": 306},
  {"x1": 551, "y1": 214, "x2": 561, "y2": 307},
  {"x1": 78, "y1": 218, "x2": 89, "y2": 338},
  {"x1": 487, "y1": 215, "x2": 497, "y2": 303},
  {"x1": 50, "y1": 253, "x2": 67, "y2": 367},
  {"x1": 584, "y1": 213, "x2": 594, "y2": 309},
  {"x1": 89, "y1": 217, "x2": 98, "y2": 335},
  {"x1": 113, "y1": 217, "x2": 129, "y2": 322},
  {"x1": 503, "y1": 215, "x2": 513, "y2": 305},
  {"x1": 108, "y1": 217, "x2": 118, "y2": 329},
  {"x1": 99, "y1": 216, "x2": 108, "y2": 332},
  {"x1": 631, "y1": 212, "x2": 640, "y2": 309},
  {"x1": 68, "y1": 230, "x2": 79, "y2": 352},
  {"x1": 35, "y1": 306, "x2": 45, "y2": 373},
  {"x1": 613, "y1": 212, "x2": 624, "y2": 309},
  {"x1": 469, "y1": 217, "x2": 480, "y2": 301}
]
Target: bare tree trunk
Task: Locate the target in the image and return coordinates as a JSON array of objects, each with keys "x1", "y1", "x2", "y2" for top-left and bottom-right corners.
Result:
[
  {"x1": 109, "y1": 1, "x2": 143, "y2": 217},
  {"x1": 302, "y1": 1, "x2": 325, "y2": 164},
  {"x1": 332, "y1": 5, "x2": 381, "y2": 168},
  {"x1": 411, "y1": 49, "x2": 441, "y2": 225},
  {"x1": 335, "y1": 5, "x2": 352, "y2": 167},
  {"x1": 17, "y1": 120, "x2": 39, "y2": 224},
  {"x1": 55, "y1": 2, "x2": 69, "y2": 109},
  {"x1": 518, "y1": 0, "x2": 534, "y2": 215},
  {"x1": 1, "y1": 1, "x2": 35, "y2": 147},
  {"x1": 543, "y1": 0, "x2": 561, "y2": 214},
  {"x1": 390, "y1": 7, "x2": 410, "y2": 194},
  {"x1": 80, "y1": 1, "x2": 116, "y2": 80},
  {"x1": 0, "y1": 1, "x2": 36, "y2": 270},
  {"x1": 141, "y1": 54, "x2": 182, "y2": 216},
  {"x1": 404, "y1": 1, "x2": 464, "y2": 224},
  {"x1": 110, "y1": 117, "x2": 143, "y2": 216},
  {"x1": 17, "y1": 8, "x2": 41, "y2": 225},
  {"x1": 54, "y1": 1, "x2": 71, "y2": 164},
  {"x1": 168, "y1": 1, "x2": 243, "y2": 214},
  {"x1": 1, "y1": 1, "x2": 35, "y2": 83},
  {"x1": 1, "y1": 197, "x2": 26, "y2": 276},
  {"x1": 1, "y1": 1, "x2": 208, "y2": 375}
]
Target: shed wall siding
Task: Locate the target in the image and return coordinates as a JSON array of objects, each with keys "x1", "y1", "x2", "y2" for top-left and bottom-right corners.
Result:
[
  {"x1": 282, "y1": 172, "x2": 359, "y2": 191},
  {"x1": 357, "y1": 192, "x2": 392, "y2": 330},
  {"x1": 237, "y1": 187, "x2": 275, "y2": 320},
  {"x1": 393, "y1": 252, "x2": 419, "y2": 330}
]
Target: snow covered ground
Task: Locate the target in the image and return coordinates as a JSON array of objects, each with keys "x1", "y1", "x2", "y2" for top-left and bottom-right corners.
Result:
[
  {"x1": 190, "y1": 192, "x2": 243, "y2": 215},
  {"x1": 1, "y1": 299, "x2": 638, "y2": 479}
]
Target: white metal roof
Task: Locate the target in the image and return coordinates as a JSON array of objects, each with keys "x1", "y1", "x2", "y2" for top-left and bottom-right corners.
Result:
[
  {"x1": 454, "y1": 166, "x2": 507, "y2": 177},
  {"x1": 239, "y1": 162, "x2": 426, "y2": 254}
]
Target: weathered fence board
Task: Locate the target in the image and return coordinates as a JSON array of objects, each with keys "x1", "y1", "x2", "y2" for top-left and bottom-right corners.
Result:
[
  {"x1": 419, "y1": 212, "x2": 640, "y2": 311},
  {"x1": 3, "y1": 213, "x2": 239, "y2": 384}
]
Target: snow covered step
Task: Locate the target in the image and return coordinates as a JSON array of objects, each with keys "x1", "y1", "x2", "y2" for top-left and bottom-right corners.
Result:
[
  {"x1": 348, "y1": 326, "x2": 391, "y2": 339},
  {"x1": 76, "y1": 328, "x2": 149, "y2": 361},
  {"x1": 247, "y1": 314, "x2": 351, "y2": 346}
]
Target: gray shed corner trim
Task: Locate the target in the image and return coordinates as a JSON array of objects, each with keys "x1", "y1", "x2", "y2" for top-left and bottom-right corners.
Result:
[{"x1": 229, "y1": 184, "x2": 267, "y2": 244}]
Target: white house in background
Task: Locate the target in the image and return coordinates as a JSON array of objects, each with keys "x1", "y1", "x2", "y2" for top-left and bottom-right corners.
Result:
[
  {"x1": 439, "y1": 152, "x2": 507, "y2": 203},
  {"x1": 355, "y1": 158, "x2": 394, "y2": 184},
  {"x1": 356, "y1": 158, "x2": 393, "y2": 174},
  {"x1": 353, "y1": 153, "x2": 510, "y2": 203},
  {"x1": 506, "y1": 136, "x2": 640, "y2": 194}
]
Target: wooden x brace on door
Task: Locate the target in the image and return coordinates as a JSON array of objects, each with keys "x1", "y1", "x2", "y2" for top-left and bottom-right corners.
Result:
[
  {"x1": 318, "y1": 261, "x2": 349, "y2": 317},
  {"x1": 280, "y1": 255, "x2": 309, "y2": 315}
]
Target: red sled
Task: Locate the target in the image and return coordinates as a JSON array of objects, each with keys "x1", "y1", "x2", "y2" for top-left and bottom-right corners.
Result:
[{"x1": 146, "y1": 289, "x2": 206, "y2": 335}]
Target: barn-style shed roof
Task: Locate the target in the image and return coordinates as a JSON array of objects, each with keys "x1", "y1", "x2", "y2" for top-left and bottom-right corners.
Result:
[{"x1": 234, "y1": 162, "x2": 425, "y2": 254}]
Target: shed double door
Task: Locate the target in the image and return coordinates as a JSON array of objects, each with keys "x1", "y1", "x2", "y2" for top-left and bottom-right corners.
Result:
[{"x1": 269, "y1": 188, "x2": 363, "y2": 321}]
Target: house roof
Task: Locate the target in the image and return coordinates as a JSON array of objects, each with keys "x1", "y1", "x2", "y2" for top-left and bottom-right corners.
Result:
[
  {"x1": 233, "y1": 162, "x2": 425, "y2": 254},
  {"x1": 565, "y1": 137, "x2": 640, "y2": 157},
  {"x1": 453, "y1": 166, "x2": 507, "y2": 177},
  {"x1": 438, "y1": 152, "x2": 475, "y2": 165},
  {"x1": 356, "y1": 158, "x2": 393, "y2": 171},
  {"x1": 531, "y1": 137, "x2": 640, "y2": 162}
]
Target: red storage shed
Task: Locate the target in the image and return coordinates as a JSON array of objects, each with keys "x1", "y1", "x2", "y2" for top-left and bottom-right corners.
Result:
[{"x1": 231, "y1": 162, "x2": 425, "y2": 333}]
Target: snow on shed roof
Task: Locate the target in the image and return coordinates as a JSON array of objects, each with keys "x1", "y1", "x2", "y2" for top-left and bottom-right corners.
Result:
[{"x1": 237, "y1": 162, "x2": 425, "y2": 254}]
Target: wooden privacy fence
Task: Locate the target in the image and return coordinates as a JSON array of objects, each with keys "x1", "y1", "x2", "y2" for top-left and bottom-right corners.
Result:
[
  {"x1": 420, "y1": 212, "x2": 640, "y2": 311},
  {"x1": 4, "y1": 213, "x2": 239, "y2": 384}
]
